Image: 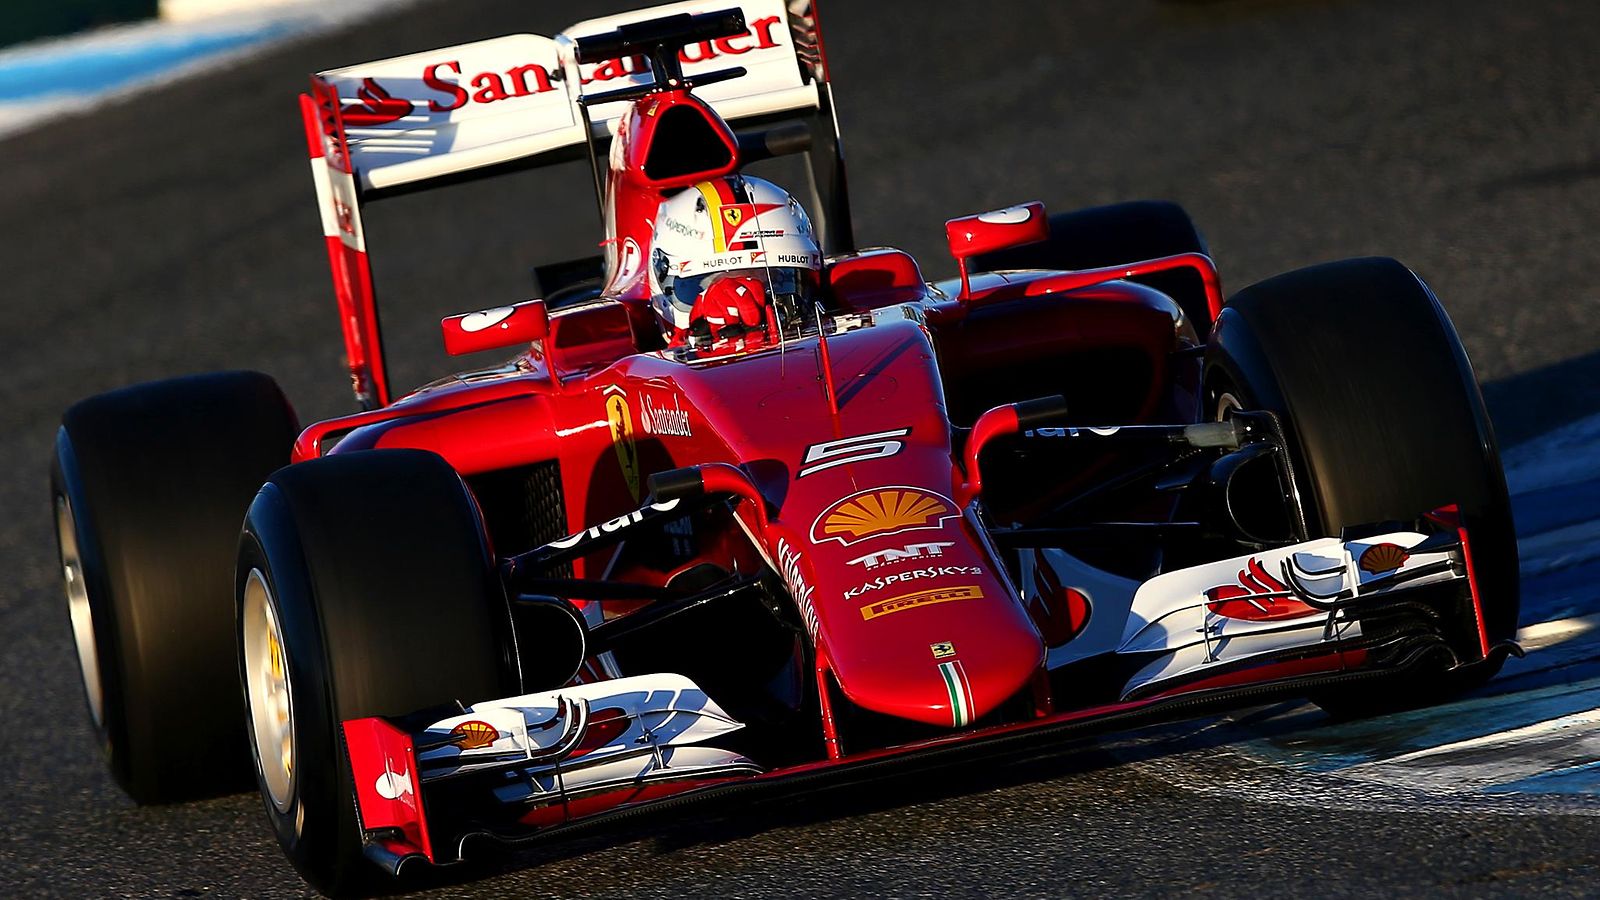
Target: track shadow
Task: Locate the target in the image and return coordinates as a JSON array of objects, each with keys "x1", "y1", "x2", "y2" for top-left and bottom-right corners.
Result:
[
  {"x1": 400, "y1": 700, "x2": 1332, "y2": 892},
  {"x1": 1482, "y1": 349, "x2": 1600, "y2": 447},
  {"x1": 466, "y1": 736, "x2": 1142, "y2": 883}
]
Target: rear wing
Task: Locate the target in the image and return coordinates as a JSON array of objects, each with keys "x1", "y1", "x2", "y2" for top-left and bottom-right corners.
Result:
[{"x1": 300, "y1": 1, "x2": 848, "y2": 408}]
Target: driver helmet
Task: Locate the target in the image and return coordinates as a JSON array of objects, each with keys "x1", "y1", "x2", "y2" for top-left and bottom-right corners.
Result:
[{"x1": 649, "y1": 175, "x2": 822, "y2": 339}]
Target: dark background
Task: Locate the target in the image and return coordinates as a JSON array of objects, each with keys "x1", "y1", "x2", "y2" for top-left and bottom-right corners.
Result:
[
  {"x1": 2, "y1": 0, "x2": 159, "y2": 49},
  {"x1": 1, "y1": 0, "x2": 1597, "y2": 895}
]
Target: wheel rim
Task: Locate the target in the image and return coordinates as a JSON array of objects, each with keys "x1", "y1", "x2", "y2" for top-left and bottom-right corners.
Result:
[
  {"x1": 242, "y1": 568, "x2": 295, "y2": 813},
  {"x1": 55, "y1": 496, "x2": 103, "y2": 729}
]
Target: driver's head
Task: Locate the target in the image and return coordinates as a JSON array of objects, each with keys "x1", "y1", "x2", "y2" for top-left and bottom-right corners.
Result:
[{"x1": 649, "y1": 175, "x2": 822, "y2": 343}]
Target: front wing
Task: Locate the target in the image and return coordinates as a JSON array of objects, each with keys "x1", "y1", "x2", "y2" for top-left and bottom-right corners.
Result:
[{"x1": 342, "y1": 522, "x2": 1499, "y2": 873}]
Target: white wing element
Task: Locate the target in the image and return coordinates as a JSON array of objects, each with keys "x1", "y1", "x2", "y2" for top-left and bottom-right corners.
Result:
[
  {"x1": 1115, "y1": 531, "x2": 1463, "y2": 698},
  {"x1": 316, "y1": 0, "x2": 815, "y2": 192},
  {"x1": 413, "y1": 674, "x2": 755, "y2": 792},
  {"x1": 492, "y1": 745, "x2": 760, "y2": 807}
]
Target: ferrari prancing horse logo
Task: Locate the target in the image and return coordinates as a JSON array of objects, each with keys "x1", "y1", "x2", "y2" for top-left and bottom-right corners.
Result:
[
  {"x1": 695, "y1": 181, "x2": 781, "y2": 252},
  {"x1": 605, "y1": 387, "x2": 640, "y2": 501}
]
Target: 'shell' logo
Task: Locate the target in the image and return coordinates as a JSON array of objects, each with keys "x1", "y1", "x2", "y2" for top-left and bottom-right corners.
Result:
[
  {"x1": 344, "y1": 77, "x2": 413, "y2": 126},
  {"x1": 811, "y1": 488, "x2": 956, "y2": 547},
  {"x1": 448, "y1": 720, "x2": 497, "y2": 750},
  {"x1": 1358, "y1": 543, "x2": 1409, "y2": 574}
]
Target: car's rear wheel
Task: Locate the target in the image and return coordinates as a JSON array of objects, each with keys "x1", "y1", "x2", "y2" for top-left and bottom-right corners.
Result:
[
  {"x1": 51, "y1": 371, "x2": 297, "y2": 803},
  {"x1": 1205, "y1": 257, "x2": 1517, "y2": 715},
  {"x1": 238, "y1": 449, "x2": 520, "y2": 895},
  {"x1": 970, "y1": 199, "x2": 1214, "y2": 333}
]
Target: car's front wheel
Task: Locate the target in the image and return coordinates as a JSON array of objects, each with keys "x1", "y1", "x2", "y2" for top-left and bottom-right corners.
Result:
[
  {"x1": 237, "y1": 449, "x2": 520, "y2": 895},
  {"x1": 1205, "y1": 257, "x2": 1518, "y2": 715}
]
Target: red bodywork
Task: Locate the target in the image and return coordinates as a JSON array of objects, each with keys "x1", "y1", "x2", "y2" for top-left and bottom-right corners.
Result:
[{"x1": 296, "y1": 277, "x2": 1214, "y2": 731}]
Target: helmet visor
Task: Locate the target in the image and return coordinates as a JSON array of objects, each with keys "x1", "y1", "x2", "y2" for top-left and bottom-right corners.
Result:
[{"x1": 662, "y1": 266, "x2": 818, "y2": 319}]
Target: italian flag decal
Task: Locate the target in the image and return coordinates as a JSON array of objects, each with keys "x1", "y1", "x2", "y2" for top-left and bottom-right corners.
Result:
[{"x1": 938, "y1": 660, "x2": 974, "y2": 727}]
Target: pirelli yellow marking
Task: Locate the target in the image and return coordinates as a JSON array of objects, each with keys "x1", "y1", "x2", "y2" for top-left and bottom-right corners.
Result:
[{"x1": 861, "y1": 585, "x2": 983, "y2": 621}]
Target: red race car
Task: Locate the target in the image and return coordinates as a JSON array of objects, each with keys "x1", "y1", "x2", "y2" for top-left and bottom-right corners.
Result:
[{"x1": 50, "y1": 1, "x2": 1519, "y2": 894}]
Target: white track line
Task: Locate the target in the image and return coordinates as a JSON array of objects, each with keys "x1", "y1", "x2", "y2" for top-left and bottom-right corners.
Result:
[
  {"x1": 1516, "y1": 613, "x2": 1599, "y2": 653},
  {"x1": 0, "y1": 0, "x2": 420, "y2": 141},
  {"x1": 1334, "y1": 705, "x2": 1600, "y2": 793}
]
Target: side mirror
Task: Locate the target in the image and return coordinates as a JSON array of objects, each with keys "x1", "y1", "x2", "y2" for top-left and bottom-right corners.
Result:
[
  {"x1": 441, "y1": 299, "x2": 550, "y2": 356},
  {"x1": 944, "y1": 202, "x2": 1048, "y2": 299}
]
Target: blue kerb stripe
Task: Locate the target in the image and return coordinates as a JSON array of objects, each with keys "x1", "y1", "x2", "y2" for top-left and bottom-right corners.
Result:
[{"x1": 0, "y1": 24, "x2": 294, "y2": 102}]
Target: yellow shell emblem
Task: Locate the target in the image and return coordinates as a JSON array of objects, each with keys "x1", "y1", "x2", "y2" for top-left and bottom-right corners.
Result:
[
  {"x1": 1358, "y1": 542, "x2": 1409, "y2": 575},
  {"x1": 448, "y1": 720, "x2": 498, "y2": 750},
  {"x1": 810, "y1": 487, "x2": 956, "y2": 546}
]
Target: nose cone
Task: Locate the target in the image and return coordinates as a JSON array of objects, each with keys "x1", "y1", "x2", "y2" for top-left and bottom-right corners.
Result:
[
  {"x1": 771, "y1": 497, "x2": 1046, "y2": 731},
  {"x1": 825, "y1": 584, "x2": 1044, "y2": 728}
]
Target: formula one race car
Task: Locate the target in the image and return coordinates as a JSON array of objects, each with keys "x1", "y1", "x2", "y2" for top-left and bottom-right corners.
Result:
[{"x1": 50, "y1": 2, "x2": 1520, "y2": 895}]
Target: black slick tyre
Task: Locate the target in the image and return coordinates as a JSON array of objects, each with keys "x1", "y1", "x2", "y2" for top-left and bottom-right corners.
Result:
[
  {"x1": 970, "y1": 200, "x2": 1214, "y2": 332},
  {"x1": 1205, "y1": 257, "x2": 1517, "y2": 715},
  {"x1": 51, "y1": 371, "x2": 298, "y2": 803},
  {"x1": 237, "y1": 449, "x2": 520, "y2": 896}
]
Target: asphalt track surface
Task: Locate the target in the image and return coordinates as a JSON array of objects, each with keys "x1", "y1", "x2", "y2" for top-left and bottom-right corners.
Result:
[{"x1": 3, "y1": 0, "x2": 1600, "y2": 896}]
